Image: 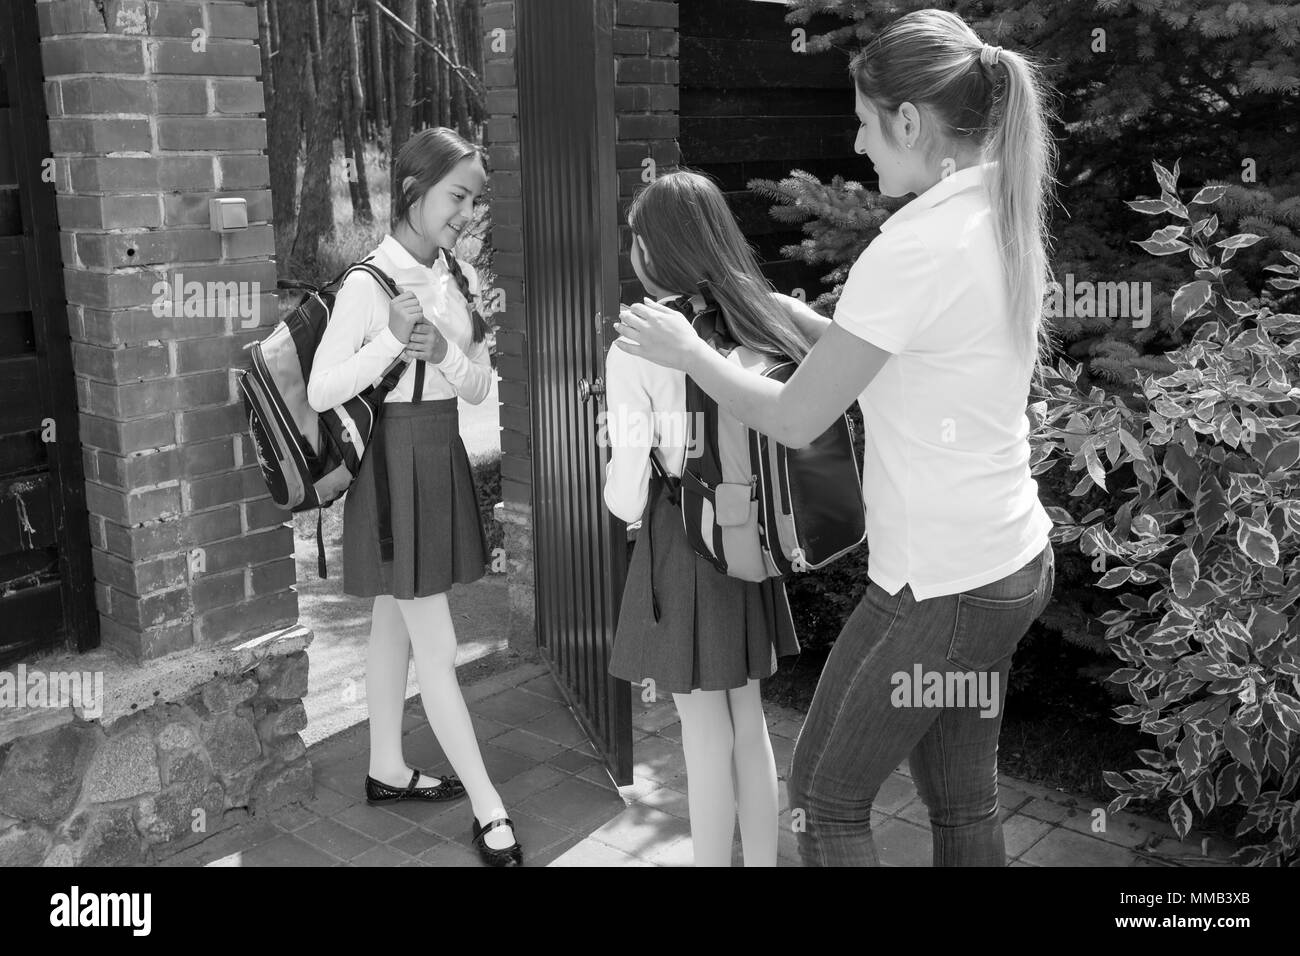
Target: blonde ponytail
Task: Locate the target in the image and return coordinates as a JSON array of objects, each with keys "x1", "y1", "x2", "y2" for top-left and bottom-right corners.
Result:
[
  {"x1": 850, "y1": 9, "x2": 1057, "y2": 368},
  {"x1": 982, "y1": 48, "x2": 1056, "y2": 367}
]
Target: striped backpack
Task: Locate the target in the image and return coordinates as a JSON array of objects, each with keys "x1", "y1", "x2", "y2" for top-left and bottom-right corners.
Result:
[
  {"x1": 644, "y1": 291, "x2": 866, "y2": 618},
  {"x1": 237, "y1": 260, "x2": 413, "y2": 576}
]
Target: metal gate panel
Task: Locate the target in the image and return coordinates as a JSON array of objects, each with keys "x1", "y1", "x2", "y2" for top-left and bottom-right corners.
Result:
[{"x1": 516, "y1": 0, "x2": 632, "y2": 784}]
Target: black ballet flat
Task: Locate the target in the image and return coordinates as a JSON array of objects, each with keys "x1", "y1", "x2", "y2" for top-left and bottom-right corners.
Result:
[
  {"x1": 364, "y1": 769, "x2": 466, "y2": 804},
  {"x1": 472, "y1": 814, "x2": 523, "y2": 867}
]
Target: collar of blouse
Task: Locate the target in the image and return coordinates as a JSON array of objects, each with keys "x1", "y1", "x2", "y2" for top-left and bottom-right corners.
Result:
[
  {"x1": 881, "y1": 160, "x2": 995, "y2": 234},
  {"x1": 377, "y1": 234, "x2": 468, "y2": 316}
]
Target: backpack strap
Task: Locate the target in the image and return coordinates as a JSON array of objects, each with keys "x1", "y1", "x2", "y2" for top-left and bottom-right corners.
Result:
[
  {"x1": 647, "y1": 448, "x2": 680, "y2": 504},
  {"x1": 342, "y1": 258, "x2": 400, "y2": 297},
  {"x1": 644, "y1": 291, "x2": 706, "y2": 623},
  {"x1": 341, "y1": 258, "x2": 415, "y2": 403},
  {"x1": 411, "y1": 357, "x2": 426, "y2": 405},
  {"x1": 645, "y1": 446, "x2": 685, "y2": 623},
  {"x1": 339, "y1": 258, "x2": 409, "y2": 562},
  {"x1": 349, "y1": 258, "x2": 429, "y2": 404}
]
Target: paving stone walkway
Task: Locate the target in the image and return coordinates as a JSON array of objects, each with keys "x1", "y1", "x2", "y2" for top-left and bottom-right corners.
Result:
[{"x1": 162, "y1": 659, "x2": 1237, "y2": 867}]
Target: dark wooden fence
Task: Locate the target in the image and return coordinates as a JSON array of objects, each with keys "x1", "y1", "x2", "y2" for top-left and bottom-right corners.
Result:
[
  {"x1": 0, "y1": 1, "x2": 97, "y2": 665},
  {"x1": 679, "y1": 0, "x2": 858, "y2": 298}
]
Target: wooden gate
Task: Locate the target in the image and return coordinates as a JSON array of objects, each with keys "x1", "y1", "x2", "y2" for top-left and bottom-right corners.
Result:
[
  {"x1": 516, "y1": 0, "x2": 633, "y2": 784},
  {"x1": 0, "y1": 0, "x2": 97, "y2": 665}
]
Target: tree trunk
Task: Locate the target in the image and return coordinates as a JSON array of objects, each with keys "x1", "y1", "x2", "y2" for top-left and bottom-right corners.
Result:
[
  {"x1": 342, "y1": 75, "x2": 371, "y2": 225},
  {"x1": 392, "y1": 0, "x2": 417, "y2": 202},
  {"x1": 415, "y1": 0, "x2": 428, "y2": 130},
  {"x1": 384, "y1": 8, "x2": 395, "y2": 135},
  {"x1": 291, "y1": 0, "x2": 351, "y2": 274},
  {"x1": 367, "y1": 0, "x2": 386, "y2": 138},
  {"x1": 421, "y1": 0, "x2": 436, "y2": 128},
  {"x1": 436, "y1": 0, "x2": 451, "y2": 128},
  {"x1": 306, "y1": 0, "x2": 322, "y2": 100},
  {"x1": 345, "y1": 4, "x2": 372, "y2": 223},
  {"x1": 442, "y1": 0, "x2": 467, "y2": 132},
  {"x1": 459, "y1": 0, "x2": 474, "y2": 129},
  {"x1": 268, "y1": 2, "x2": 311, "y2": 265}
]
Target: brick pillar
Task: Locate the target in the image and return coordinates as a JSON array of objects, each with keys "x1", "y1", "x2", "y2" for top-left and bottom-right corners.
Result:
[
  {"x1": 614, "y1": 1, "x2": 680, "y2": 303},
  {"x1": 481, "y1": 0, "x2": 535, "y2": 657},
  {"x1": 38, "y1": 0, "x2": 296, "y2": 662}
]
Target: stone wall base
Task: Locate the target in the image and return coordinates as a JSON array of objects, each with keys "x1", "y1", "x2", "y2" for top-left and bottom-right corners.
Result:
[{"x1": 0, "y1": 627, "x2": 314, "y2": 865}]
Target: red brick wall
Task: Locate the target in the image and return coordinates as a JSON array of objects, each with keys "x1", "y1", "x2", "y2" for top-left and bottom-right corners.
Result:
[
  {"x1": 613, "y1": 0, "x2": 680, "y2": 302},
  {"x1": 38, "y1": 0, "x2": 295, "y2": 661}
]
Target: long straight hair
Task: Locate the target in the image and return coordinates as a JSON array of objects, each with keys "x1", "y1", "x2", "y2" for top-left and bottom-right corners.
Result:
[
  {"x1": 850, "y1": 9, "x2": 1057, "y2": 366},
  {"x1": 390, "y1": 127, "x2": 490, "y2": 344},
  {"x1": 628, "y1": 170, "x2": 814, "y2": 362}
]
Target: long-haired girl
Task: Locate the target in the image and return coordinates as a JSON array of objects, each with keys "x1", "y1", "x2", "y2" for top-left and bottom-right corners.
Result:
[
  {"x1": 308, "y1": 127, "x2": 522, "y2": 866},
  {"x1": 604, "y1": 169, "x2": 830, "y2": 866},
  {"x1": 614, "y1": 10, "x2": 1058, "y2": 866}
]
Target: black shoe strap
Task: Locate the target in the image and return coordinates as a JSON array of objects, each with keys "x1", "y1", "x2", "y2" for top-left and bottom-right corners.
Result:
[{"x1": 478, "y1": 816, "x2": 514, "y2": 837}]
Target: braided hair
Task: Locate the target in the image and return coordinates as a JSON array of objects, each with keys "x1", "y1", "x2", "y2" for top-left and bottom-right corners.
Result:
[{"x1": 442, "y1": 249, "x2": 491, "y2": 345}]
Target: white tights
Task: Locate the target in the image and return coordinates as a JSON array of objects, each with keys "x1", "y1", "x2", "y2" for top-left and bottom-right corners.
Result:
[
  {"x1": 672, "y1": 678, "x2": 778, "y2": 866},
  {"x1": 365, "y1": 592, "x2": 514, "y2": 850}
]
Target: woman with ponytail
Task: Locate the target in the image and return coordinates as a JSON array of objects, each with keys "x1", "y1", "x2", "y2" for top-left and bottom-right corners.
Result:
[
  {"x1": 308, "y1": 127, "x2": 522, "y2": 866},
  {"x1": 614, "y1": 10, "x2": 1058, "y2": 866}
]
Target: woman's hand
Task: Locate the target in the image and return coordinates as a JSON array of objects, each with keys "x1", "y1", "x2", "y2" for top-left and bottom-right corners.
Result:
[
  {"x1": 404, "y1": 318, "x2": 449, "y2": 364},
  {"x1": 612, "y1": 298, "x2": 703, "y2": 372},
  {"x1": 388, "y1": 290, "x2": 423, "y2": 343}
]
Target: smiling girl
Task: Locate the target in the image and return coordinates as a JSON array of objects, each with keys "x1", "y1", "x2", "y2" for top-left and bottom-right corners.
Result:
[
  {"x1": 308, "y1": 127, "x2": 522, "y2": 867},
  {"x1": 614, "y1": 10, "x2": 1058, "y2": 866}
]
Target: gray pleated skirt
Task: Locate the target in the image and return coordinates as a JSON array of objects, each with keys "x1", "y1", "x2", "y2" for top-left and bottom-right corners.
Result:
[
  {"x1": 608, "y1": 473, "x2": 800, "y2": 696},
  {"x1": 342, "y1": 398, "x2": 488, "y2": 599}
]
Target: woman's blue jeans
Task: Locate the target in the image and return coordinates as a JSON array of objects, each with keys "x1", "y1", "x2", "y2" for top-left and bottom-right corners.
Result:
[{"x1": 788, "y1": 543, "x2": 1054, "y2": 866}]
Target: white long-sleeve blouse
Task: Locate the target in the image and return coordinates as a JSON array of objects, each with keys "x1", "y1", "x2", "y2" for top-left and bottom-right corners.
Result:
[
  {"x1": 307, "y1": 234, "x2": 494, "y2": 412},
  {"x1": 602, "y1": 291, "x2": 831, "y2": 524}
]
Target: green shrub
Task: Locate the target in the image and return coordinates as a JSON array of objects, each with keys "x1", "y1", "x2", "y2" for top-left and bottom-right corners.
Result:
[
  {"x1": 471, "y1": 452, "x2": 505, "y2": 562},
  {"x1": 1033, "y1": 161, "x2": 1300, "y2": 865}
]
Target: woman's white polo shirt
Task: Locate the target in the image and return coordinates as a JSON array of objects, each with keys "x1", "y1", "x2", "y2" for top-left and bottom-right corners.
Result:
[{"x1": 833, "y1": 163, "x2": 1052, "y2": 600}]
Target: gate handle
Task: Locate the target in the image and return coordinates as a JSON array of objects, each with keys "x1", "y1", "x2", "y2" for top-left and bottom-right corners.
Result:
[{"x1": 578, "y1": 377, "x2": 605, "y2": 403}]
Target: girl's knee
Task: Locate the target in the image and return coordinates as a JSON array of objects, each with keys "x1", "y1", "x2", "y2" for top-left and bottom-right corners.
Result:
[
  {"x1": 726, "y1": 682, "x2": 768, "y2": 740},
  {"x1": 418, "y1": 629, "x2": 458, "y2": 667},
  {"x1": 729, "y1": 707, "x2": 770, "y2": 756},
  {"x1": 674, "y1": 691, "x2": 735, "y2": 757}
]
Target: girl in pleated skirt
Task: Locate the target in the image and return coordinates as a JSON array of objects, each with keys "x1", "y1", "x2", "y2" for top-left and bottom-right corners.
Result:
[
  {"x1": 308, "y1": 128, "x2": 521, "y2": 866},
  {"x1": 604, "y1": 170, "x2": 830, "y2": 865}
]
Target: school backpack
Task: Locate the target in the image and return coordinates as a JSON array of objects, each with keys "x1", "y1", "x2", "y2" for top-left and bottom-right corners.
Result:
[
  {"x1": 645, "y1": 290, "x2": 866, "y2": 615},
  {"x1": 236, "y1": 260, "x2": 413, "y2": 577}
]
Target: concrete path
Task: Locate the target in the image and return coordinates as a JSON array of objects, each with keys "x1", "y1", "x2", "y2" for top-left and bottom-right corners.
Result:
[{"x1": 162, "y1": 653, "x2": 1237, "y2": 867}]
